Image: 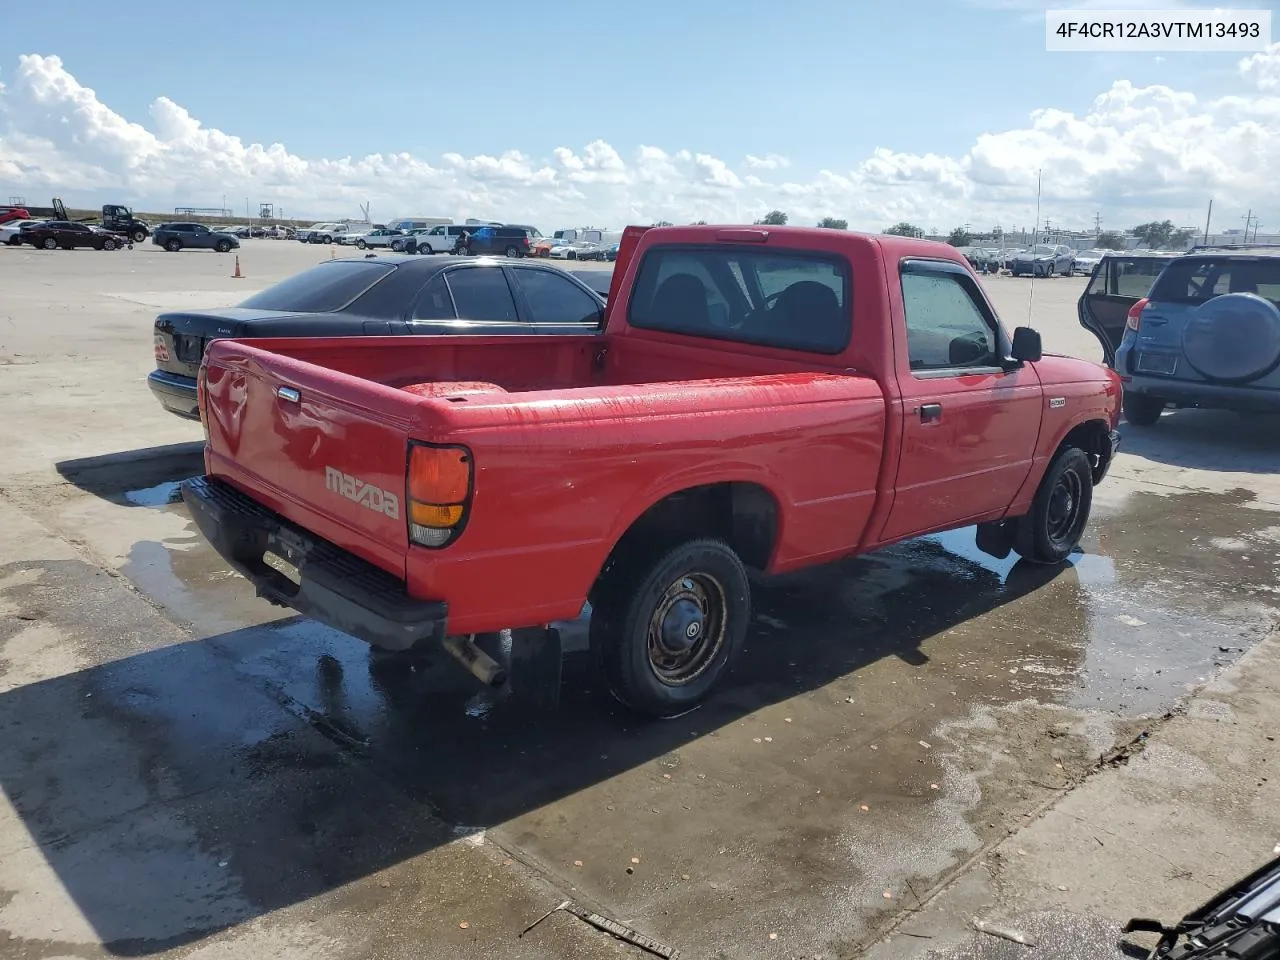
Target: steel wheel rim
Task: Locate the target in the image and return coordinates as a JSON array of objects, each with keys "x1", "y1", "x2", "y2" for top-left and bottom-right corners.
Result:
[
  {"x1": 1047, "y1": 468, "x2": 1083, "y2": 544},
  {"x1": 647, "y1": 572, "x2": 726, "y2": 686}
]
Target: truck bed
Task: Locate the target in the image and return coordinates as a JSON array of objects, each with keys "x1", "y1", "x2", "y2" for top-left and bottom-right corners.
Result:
[{"x1": 201, "y1": 332, "x2": 888, "y2": 632}]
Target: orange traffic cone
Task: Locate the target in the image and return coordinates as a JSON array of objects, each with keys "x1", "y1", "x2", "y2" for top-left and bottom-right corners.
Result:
[{"x1": 232, "y1": 255, "x2": 242, "y2": 279}]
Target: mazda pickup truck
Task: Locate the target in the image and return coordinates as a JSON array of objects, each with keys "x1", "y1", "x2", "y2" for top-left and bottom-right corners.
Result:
[{"x1": 182, "y1": 225, "x2": 1122, "y2": 717}]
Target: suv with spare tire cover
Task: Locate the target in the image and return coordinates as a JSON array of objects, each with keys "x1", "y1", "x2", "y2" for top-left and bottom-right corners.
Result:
[{"x1": 1115, "y1": 246, "x2": 1280, "y2": 425}]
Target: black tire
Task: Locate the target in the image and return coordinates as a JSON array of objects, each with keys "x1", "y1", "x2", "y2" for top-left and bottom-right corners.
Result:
[
  {"x1": 1123, "y1": 392, "x2": 1165, "y2": 426},
  {"x1": 131, "y1": 229, "x2": 147, "y2": 243},
  {"x1": 504, "y1": 244, "x2": 520, "y2": 258},
  {"x1": 214, "y1": 239, "x2": 231, "y2": 253},
  {"x1": 42, "y1": 237, "x2": 57, "y2": 250},
  {"x1": 589, "y1": 538, "x2": 750, "y2": 718},
  {"x1": 356, "y1": 239, "x2": 367, "y2": 249},
  {"x1": 567, "y1": 250, "x2": 577, "y2": 260},
  {"x1": 101, "y1": 238, "x2": 117, "y2": 251},
  {"x1": 323, "y1": 235, "x2": 332, "y2": 244},
  {"x1": 1013, "y1": 446, "x2": 1093, "y2": 565},
  {"x1": 165, "y1": 238, "x2": 182, "y2": 252}
]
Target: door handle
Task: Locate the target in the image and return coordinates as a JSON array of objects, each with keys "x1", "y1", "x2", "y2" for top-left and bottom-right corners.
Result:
[{"x1": 919, "y1": 403, "x2": 942, "y2": 423}]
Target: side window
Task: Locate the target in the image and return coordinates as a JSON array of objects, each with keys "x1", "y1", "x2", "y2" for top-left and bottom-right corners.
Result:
[
  {"x1": 900, "y1": 270, "x2": 999, "y2": 371},
  {"x1": 445, "y1": 268, "x2": 519, "y2": 322},
  {"x1": 428, "y1": 226, "x2": 444, "y2": 236},
  {"x1": 411, "y1": 275, "x2": 455, "y2": 320},
  {"x1": 516, "y1": 269, "x2": 602, "y2": 324}
]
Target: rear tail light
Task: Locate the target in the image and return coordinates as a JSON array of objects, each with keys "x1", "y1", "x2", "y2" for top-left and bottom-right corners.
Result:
[
  {"x1": 1125, "y1": 297, "x2": 1149, "y2": 332},
  {"x1": 154, "y1": 334, "x2": 171, "y2": 363},
  {"x1": 406, "y1": 443, "x2": 472, "y2": 548}
]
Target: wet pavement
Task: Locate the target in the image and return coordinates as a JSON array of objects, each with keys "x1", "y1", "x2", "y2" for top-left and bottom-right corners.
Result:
[
  {"x1": 1, "y1": 427, "x2": 1276, "y2": 959},
  {"x1": 3, "y1": 246, "x2": 1280, "y2": 958}
]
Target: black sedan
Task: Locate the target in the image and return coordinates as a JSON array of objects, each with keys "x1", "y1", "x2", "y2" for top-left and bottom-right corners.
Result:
[
  {"x1": 21, "y1": 221, "x2": 126, "y2": 251},
  {"x1": 148, "y1": 255, "x2": 608, "y2": 419}
]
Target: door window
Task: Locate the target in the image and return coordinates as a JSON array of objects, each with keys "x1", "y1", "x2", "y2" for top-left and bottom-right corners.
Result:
[
  {"x1": 445, "y1": 267, "x2": 519, "y2": 322},
  {"x1": 516, "y1": 269, "x2": 602, "y2": 324},
  {"x1": 411, "y1": 275, "x2": 456, "y2": 320},
  {"x1": 900, "y1": 268, "x2": 999, "y2": 371}
]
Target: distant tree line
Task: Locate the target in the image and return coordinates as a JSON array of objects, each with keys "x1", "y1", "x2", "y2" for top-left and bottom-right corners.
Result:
[{"x1": 647, "y1": 214, "x2": 1198, "y2": 250}]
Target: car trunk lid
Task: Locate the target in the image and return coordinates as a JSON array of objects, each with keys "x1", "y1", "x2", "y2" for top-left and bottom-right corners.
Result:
[{"x1": 154, "y1": 308, "x2": 303, "y2": 378}]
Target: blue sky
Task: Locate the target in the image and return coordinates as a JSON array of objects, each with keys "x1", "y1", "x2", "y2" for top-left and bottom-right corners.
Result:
[
  {"x1": 0, "y1": 0, "x2": 1249, "y2": 165},
  {"x1": 1, "y1": 1, "x2": 1276, "y2": 229}
]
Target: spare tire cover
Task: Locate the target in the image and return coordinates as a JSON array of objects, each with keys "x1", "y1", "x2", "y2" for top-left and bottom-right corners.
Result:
[{"x1": 1181, "y1": 293, "x2": 1280, "y2": 383}]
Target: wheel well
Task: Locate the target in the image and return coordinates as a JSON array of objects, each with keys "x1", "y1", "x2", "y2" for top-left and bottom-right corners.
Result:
[
  {"x1": 1059, "y1": 419, "x2": 1112, "y2": 482},
  {"x1": 594, "y1": 482, "x2": 779, "y2": 590}
]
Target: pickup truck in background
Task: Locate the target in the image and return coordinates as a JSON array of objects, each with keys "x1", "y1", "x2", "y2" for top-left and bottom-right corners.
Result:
[{"x1": 182, "y1": 225, "x2": 1122, "y2": 717}]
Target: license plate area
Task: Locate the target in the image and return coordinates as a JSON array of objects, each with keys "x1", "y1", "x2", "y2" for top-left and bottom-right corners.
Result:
[
  {"x1": 173, "y1": 335, "x2": 206, "y2": 364},
  {"x1": 1135, "y1": 351, "x2": 1179, "y2": 375},
  {"x1": 262, "y1": 529, "x2": 308, "y2": 592}
]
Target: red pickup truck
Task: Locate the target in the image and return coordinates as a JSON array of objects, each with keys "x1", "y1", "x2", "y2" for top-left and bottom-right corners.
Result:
[{"x1": 182, "y1": 225, "x2": 1121, "y2": 716}]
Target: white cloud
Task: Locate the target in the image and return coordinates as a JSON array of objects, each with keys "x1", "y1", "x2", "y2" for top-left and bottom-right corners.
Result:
[
  {"x1": 744, "y1": 153, "x2": 790, "y2": 170},
  {"x1": 0, "y1": 51, "x2": 1277, "y2": 232}
]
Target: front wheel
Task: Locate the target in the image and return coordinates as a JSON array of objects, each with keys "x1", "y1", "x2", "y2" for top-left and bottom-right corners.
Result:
[
  {"x1": 1013, "y1": 446, "x2": 1093, "y2": 565},
  {"x1": 589, "y1": 538, "x2": 750, "y2": 718},
  {"x1": 1123, "y1": 392, "x2": 1165, "y2": 426},
  {"x1": 356, "y1": 239, "x2": 367, "y2": 249},
  {"x1": 131, "y1": 229, "x2": 147, "y2": 243},
  {"x1": 101, "y1": 238, "x2": 117, "y2": 251},
  {"x1": 323, "y1": 236, "x2": 332, "y2": 244},
  {"x1": 504, "y1": 245, "x2": 521, "y2": 258},
  {"x1": 42, "y1": 237, "x2": 57, "y2": 250},
  {"x1": 214, "y1": 239, "x2": 231, "y2": 253}
]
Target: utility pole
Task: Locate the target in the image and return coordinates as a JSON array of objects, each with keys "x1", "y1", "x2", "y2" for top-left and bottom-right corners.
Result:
[
  {"x1": 1093, "y1": 211, "x2": 1102, "y2": 237},
  {"x1": 1242, "y1": 209, "x2": 1254, "y2": 240},
  {"x1": 1203, "y1": 199, "x2": 1213, "y2": 245}
]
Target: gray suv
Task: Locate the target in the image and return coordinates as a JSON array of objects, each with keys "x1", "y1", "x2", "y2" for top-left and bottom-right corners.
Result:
[
  {"x1": 152, "y1": 222, "x2": 241, "y2": 253},
  {"x1": 1112, "y1": 246, "x2": 1280, "y2": 425}
]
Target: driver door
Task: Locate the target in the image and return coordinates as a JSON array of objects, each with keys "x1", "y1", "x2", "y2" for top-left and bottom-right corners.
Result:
[{"x1": 880, "y1": 259, "x2": 1043, "y2": 543}]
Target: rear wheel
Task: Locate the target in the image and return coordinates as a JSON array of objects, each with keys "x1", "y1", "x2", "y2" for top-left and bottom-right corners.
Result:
[
  {"x1": 323, "y1": 235, "x2": 332, "y2": 244},
  {"x1": 589, "y1": 538, "x2": 750, "y2": 718},
  {"x1": 131, "y1": 228, "x2": 147, "y2": 243},
  {"x1": 42, "y1": 237, "x2": 57, "y2": 250},
  {"x1": 1123, "y1": 392, "x2": 1165, "y2": 426},
  {"x1": 1013, "y1": 446, "x2": 1093, "y2": 564},
  {"x1": 165, "y1": 238, "x2": 182, "y2": 252},
  {"x1": 504, "y1": 244, "x2": 520, "y2": 258}
]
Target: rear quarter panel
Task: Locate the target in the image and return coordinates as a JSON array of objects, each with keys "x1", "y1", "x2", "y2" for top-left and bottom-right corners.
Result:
[{"x1": 407, "y1": 373, "x2": 887, "y2": 633}]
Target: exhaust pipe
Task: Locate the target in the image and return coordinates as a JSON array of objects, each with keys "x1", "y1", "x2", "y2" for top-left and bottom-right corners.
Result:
[{"x1": 442, "y1": 635, "x2": 507, "y2": 687}]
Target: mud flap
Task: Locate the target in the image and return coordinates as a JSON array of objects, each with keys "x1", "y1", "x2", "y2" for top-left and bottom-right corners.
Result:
[
  {"x1": 975, "y1": 520, "x2": 1016, "y2": 560},
  {"x1": 507, "y1": 626, "x2": 563, "y2": 709}
]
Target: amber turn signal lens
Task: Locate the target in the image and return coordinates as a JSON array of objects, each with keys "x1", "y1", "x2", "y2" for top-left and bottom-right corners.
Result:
[
  {"x1": 408, "y1": 445, "x2": 471, "y2": 504},
  {"x1": 410, "y1": 502, "x2": 464, "y2": 528}
]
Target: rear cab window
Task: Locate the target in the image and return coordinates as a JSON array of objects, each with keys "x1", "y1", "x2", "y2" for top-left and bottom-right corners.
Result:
[
  {"x1": 1149, "y1": 257, "x2": 1280, "y2": 307},
  {"x1": 627, "y1": 246, "x2": 851, "y2": 354},
  {"x1": 238, "y1": 260, "x2": 396, "y2": 312}
]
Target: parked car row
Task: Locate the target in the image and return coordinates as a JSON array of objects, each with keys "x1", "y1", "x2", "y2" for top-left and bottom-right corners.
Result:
[{"x1": 5, "y1": 220, "x2": 130, "y2": 251}]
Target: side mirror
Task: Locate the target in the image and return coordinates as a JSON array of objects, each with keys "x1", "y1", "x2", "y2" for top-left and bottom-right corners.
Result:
[{"x1": 1011, "y1": 326, "x2": 1042, "y2": 363}]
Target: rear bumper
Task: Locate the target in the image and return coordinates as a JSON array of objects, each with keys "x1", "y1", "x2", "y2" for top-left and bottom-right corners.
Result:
[
  {"x1": 181, "y1": 476, "x2": 448, "y2": 651},
  {"x1": 1122, "y1": 373, "x2": 1280, "y2": 413},
  {"x1": 147, "y1": 370, "x2": 201, "y2": 420}
]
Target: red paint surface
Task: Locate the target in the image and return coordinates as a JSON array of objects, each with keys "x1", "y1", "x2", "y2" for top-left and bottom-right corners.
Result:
[{"x1": 202, "y1": 226, "x2": 1121, "y2": 635}]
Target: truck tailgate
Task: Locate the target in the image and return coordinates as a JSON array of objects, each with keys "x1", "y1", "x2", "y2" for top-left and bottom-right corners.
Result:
[{"x1": 201, "y1": 340, "x2": 414, "y2": 578}]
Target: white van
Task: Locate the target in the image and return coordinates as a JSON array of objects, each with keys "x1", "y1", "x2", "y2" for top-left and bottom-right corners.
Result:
[
  {"x1": 416, "y1": 223, "x2": 481, "y2": 254},
  {"x1": 553, "y1": 227, "x2": 615, "y2": 244},
  {"x1": 387, "y1": 216, "x2": 452, "y2": 234}
]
